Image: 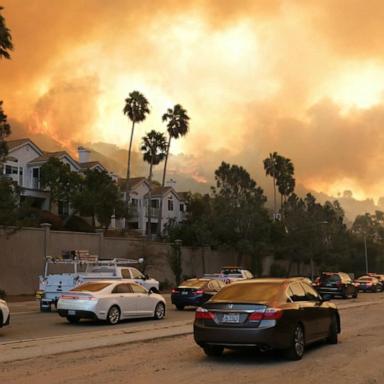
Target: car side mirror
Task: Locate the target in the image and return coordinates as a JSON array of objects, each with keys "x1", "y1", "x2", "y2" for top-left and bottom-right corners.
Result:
[{"x1": 144, "y1": 274, "x2": 149, "y2": 280}]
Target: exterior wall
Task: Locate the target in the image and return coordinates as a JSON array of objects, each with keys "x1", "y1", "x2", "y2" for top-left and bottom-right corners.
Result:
[
  {"x1": 4, "y1": 143, "x2": 42, "y2": 188},
  {"x1": 0, "y1": 227, "x2": 241, "y2": 295}
]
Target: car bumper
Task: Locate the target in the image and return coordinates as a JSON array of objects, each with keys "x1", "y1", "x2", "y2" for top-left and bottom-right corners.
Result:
[
  {"x1": 171, "y1": 295, "x2": 207, "y2": 307},
  {"x1": 57, "y1": 309, "x2": 98, "y2": 320},
  {"x1": 193, "y1": 322, "x2": 290, "y2": 350}
]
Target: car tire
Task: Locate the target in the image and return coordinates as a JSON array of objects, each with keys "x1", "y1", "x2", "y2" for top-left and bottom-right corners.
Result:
[
  {"x1": 285, "y1": 324, "x2": 305, "y2": 361},
  {"x1": 342, "y1": 289, "x2": 349, "y2": 299},
  {"x1": 107, "y1": 306, "x2": 121, "y2": 325},
  {"x1": 149, "y1": 287, "x2": 159, "y2": 294},
  {"x1": 175, "y1": 305, "x2": 184, "y2": 311},
  {"x1": 66, "y1": 316, "x2": 79, "y2": 324},
  {"x1": 352, "y1": 291, "x2": 358, "y2": 298},
  {"x1": 154, "y1": 302, "x2": 166, "y2": 320},
  {"x1": 327, "y1": 315, "x2": 338, "y2": 344},
  {"x1": 203, "y1": 345, "x2": 224, "y2": 357}
]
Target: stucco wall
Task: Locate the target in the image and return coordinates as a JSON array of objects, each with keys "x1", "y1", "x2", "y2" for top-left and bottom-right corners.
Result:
[{"x1": 0, "y1": 227, "x2": 242, "y2": 295}]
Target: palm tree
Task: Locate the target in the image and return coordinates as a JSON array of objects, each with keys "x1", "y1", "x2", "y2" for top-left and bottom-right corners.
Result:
[
  {"x1": 157, "y1": 104, "x2": 190, "y2": 235},
  {"x1": 0, "y1": 7, "x2": 13, "y2": 60},
  {"x1": 263, "y1": 152, "x2": 280, "y2": 216},
  {"x1": 276, "y1": 156, "x2": 295, "y2": 206},
  {"x1": 140, "y1": 130, "x2": 167, "y2": 237}
]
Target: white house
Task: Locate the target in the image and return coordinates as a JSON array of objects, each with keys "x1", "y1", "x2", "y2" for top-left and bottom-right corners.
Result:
[
  {"x1": 117, "y1": 177, "x2": 187, "y2": 235},
  {"x1": 2, "y1": 139, "x2": 110, "y2": 216},
  {"x1": 3, "y1": 138, "x2": 186, "y2": 234}
]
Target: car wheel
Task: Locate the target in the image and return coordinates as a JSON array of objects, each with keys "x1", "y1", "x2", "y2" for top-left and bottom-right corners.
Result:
[
  {"x1": 66, "y1": 316, "x2": 79, "y2": 324},
  {"x1": 203, "y1": 345, "x2": 224, "y2": 357},
  {"x1": 285, "y1": 324, "x2": 305, "y2": 360},
  {"x1": 327, "y1": 315, "x2": 338, "y2": 344},
  {"x1": 154, "y1": 302, "x2": 165, "y2": 320},
  {"x1": 149, "y1": 287, "x2": 159, "y2": 294},
  {"x1": 107, "y1": 306, "x2": 120, "y2": 325},
  {"x1": 176, "y1": 305, "x2": 184, "y2": 311},
  {"x1": 342, "y1": 289, "x2": 349, "y2": 299},
  {"x1": 352, "y1": 290, "x2": 358, "y2": 298}
]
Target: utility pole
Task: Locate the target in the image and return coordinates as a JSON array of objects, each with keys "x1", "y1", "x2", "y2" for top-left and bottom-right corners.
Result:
[{"x1": 364, "y1": 235, "x2": 369, "y2": 274}]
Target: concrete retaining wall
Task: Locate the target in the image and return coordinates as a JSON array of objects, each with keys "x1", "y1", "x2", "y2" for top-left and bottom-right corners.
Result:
[{"x1": 0, "y1": 227, "x2": 242, "y2": 295}]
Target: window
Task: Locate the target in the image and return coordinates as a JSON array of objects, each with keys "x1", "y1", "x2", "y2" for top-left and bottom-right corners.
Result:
[
  {"x1": 112, "y1": 284, "x2": 132, "y2": 294},
  {"x1": 288, "y1": 283, "x2": 307, "y2": 302},
  {"x1": 301, "y1": 283, "x2": 320, "y2": 301},
  {"x1": 121, "y1": 269, "x2": 132, "y2": 279},
  {"x1": 131, "y1": 284, "x2": 147, "y2": 294},
  {"x1": 180, "y1": 203, "x2": 184, "y2": 212},
  {"x1": 151, "y1": 199, "x2": 159, "y2": 208},
  {"x1": 130, "y1": 268, "x2": 145, "y2": 279},
  {"x1": 58, "y1": 201, "x2": 69, "y2": 217},
  {"x1": 213, "y1": 282, "x2": 282, "y2": 303},
  {"x1": 131, "y1": 198, "x2": 138, "y2": 207},
  {"x1": 168, "y1": 199, "x2": 174, "y2": 211},
  {"x1": 72, "y1": 282, "x2": 111, "y2": 292}
]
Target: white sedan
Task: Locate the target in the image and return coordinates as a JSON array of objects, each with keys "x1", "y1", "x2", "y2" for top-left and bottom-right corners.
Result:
[
  {"x1": 0, "y1": 299, "x2": 10, "y2": 328},
  {"x1": 57, "y1": 280, "x2": 166, "y2": 325}
]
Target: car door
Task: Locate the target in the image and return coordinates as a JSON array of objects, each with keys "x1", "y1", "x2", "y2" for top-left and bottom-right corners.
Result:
[
  {"x1": 288, "y1": 282, "x2": 317, "y2": 343},
  {"x1": 301, "y1": 282, "x2": 330, "y2": 339},
  {"x1": 130, "y1": 283, "x2": 153, "y2": 316},
  {"x1": 111, "y1": 283, "x2": 137, "y2": 318}
]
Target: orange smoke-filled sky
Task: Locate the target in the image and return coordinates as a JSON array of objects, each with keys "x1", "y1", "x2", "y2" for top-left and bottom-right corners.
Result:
[{"x1": 2, "y1": 0, "x2": 384, "y2": 201}]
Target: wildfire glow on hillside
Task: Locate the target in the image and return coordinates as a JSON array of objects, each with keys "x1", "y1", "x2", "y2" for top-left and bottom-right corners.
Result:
[{"x1": 2, "y1": 0, "x2": 384, "y2": 201}]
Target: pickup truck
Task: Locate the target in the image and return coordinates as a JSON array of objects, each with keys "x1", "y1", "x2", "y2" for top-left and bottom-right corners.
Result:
[
  {"x1": 204, "y1": 266, "x2": 254, "y2": 284},
  {"x1": 36, "y1": 257, "x2": 160, "y2": 311}
]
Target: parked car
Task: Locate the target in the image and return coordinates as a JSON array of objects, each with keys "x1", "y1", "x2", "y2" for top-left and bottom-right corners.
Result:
[
  {"x1": 204, "y1": 266, "x2": 254, "y2": 284},
  {"x1": 194, "y1": 278, "x2": 340, "y2": 360},
  {"x1": 37, "y1": 256, "x2": 159, "y2": 312},
  {"x1": 355, "y1": 275, "x2": 382, "y2": 292},
  {"x1": 316, "y1": 272, "x2": 358, "y2": 299},
  {"x1": 368, "y1": 273, "x2": 384, "y2": 289},
  {"x1": 0, "y1": 299, "x2": 10, "y2": 328},
  {"x1": 57, "y1": 280, "x2": 166, "y2": 325},
  {"x1": 171, "y1": 278, "x2": 226, "y2": 310}
]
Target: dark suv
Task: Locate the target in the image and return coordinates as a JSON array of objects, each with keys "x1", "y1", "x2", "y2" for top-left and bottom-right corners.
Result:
[{"x1": 316, "y1": 272, "x2": 358, "y2": 299}]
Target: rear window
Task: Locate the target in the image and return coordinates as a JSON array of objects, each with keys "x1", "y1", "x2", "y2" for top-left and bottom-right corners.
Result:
[
  {"x1": 72, "y1": 282, "x2": 111, "y2": 292},
  {"x1": 212, "y1": 282, "x2": 282, "y2": 303},
  {"x1": 179, "y1": 279, "x2": 207, "y2": 289},
  {"x1": 320, "y1": 274, "x2": 340, "y2": 283},
  {"x1": 222, "y1": 268, "x2": 241, "y2": 275},
  {"x1": 358, "y1": 277, "x2": 372, "y2": 281}
]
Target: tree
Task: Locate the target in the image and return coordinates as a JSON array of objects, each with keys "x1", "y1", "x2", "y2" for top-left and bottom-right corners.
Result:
[
  {"x1": 123, "y1": 91, "x2": 150, "y2": 191},
  {"x1": 211, "y1": 162, "x2": 270, "y2": 266},
  {"x1": 72, "y1": 169, "x2": 124, "y2": 229},
  {"x1": 276, "y1": 156, "x2": 295, "y2": 207},
  {"x1": 158, "y1": 104, "x2": 190, "y2": 235},
  {"x1": 40, "y1": 158, "x2": 81, "y2": 212},
  {"x1": 0, "y1": 6, "x2": 13, "y2": 60},
  {"x1": 140, "y1": 130, "x2": 167, "y2": 237},
  {"x1": 0, "y1": 177, "x2": 19, "y2": 227},
  {"x1": 0, "y1": 101, "x2": 11, "y2": 163},
  {"x1": 263, "y1": 152, "x2": 280, "y2": 216}
]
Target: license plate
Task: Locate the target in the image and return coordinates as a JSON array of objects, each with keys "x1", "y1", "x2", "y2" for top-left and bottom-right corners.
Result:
[
  {"x1": 182, "y1": 291, "x2": 188, "y2": 295},
  {"x1": 222, "y1": 313, "x2": 240, "y2": 323},
  {"x1": 68, "y1": 310, "x2": 76, "y2": 315}
]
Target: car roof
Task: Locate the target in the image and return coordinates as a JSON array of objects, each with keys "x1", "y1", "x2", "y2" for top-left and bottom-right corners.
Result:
[{"x1": 228, "y1": 277, "x2": 305, "y2": 285}]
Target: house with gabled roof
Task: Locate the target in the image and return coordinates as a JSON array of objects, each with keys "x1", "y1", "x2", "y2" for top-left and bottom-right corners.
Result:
[
  {"x1": 117, "y1": 178, "x2": 187, "y2": 235},
  {"x1": 2, "y1": 139, "x2": 112, "y2": 216}
]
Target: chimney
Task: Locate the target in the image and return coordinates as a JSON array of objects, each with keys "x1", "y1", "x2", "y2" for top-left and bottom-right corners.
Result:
[
  {"x1": 78, "y1": 146, "x2": 91, "y2": 164},
  {"x1": 166, "y1": 178, "x2": 176, "y2": 189}
]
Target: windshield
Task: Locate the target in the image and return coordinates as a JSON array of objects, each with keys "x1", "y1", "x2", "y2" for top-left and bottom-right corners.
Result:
[
  {"x1": 212, "y1": 282, "x2": 282, "y2": 303},
  {"x1": 71, "y1": 282, "x2": 111, "y2": 292},
  {"x1": 320, "y1": 274, "x2": 340, "y2": 283}
]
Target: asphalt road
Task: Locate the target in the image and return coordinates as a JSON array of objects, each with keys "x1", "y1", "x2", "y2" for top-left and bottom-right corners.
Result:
[
  {"x1": 1, "y1": 292, "x2": 384, "y2": 384},
  {"x1": 1, "y1": 292, "x2": 383, "y2": 343},
  {"x1": 0, "y1": 294, "x2": 193, "y2": 342}
]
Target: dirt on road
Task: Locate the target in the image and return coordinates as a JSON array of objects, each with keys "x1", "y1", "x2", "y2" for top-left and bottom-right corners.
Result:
[{"x1": 1, "y1": 305, "x2": 383, "y2": 384}]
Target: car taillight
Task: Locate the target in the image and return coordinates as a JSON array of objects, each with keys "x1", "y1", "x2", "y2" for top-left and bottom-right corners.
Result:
[
  {"x1": 195, "y1": 307, "x2": 215, "y2": 320},
  {"x1": 171, "y1": 288, "x2": 178, "y2": 294},
  {"x1": 60, "y1": 295, "x2": 96, "y2": 301},
  {"x1": 194, "y1": 290, "x2": 204, "y2": 295},
  {"x1": 248, "y1": 307, "x2": 283, "y2": 322}
]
